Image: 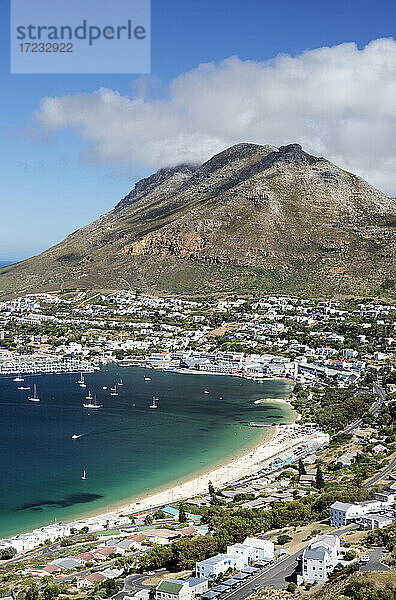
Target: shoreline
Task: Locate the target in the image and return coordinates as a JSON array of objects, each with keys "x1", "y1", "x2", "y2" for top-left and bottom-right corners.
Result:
[
  {"x1": 81, "y1": 401, "x2": 299, "y2": 521},
  {"x1": 1, "y1": 374, "x2": 299, "y2": 544}
]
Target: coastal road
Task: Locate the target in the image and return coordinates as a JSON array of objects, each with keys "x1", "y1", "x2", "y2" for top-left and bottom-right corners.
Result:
[
  {"x1": 334, "y1": 382, "x2": 386, "y2": 439},
  {"x1": 363, "y1": 453, "x2": 396, "y2": 488}
]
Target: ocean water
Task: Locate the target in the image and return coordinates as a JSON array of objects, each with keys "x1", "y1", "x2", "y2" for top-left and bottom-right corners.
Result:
[
  {"x1": 0, "y1": 261, "x2": 17, "y2": 268},
  {"x1": 0, "y1": 365, "x2": 294, "y2": 538}
]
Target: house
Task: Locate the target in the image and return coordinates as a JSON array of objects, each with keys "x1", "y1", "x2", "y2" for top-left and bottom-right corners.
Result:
[
  {"x1": 330, "y1": 500, "x2": 383, "y2": 527},
  {"x1": 76, "y1": 551, "x2": 96, "y2": 563},
  {"x1": 335, "y1": 450, "x2": 358, "y2": 467},
  {"x1": 77, "y1": 572, "x2": 107, "y2": 589},
  {"x1": 299, "y1": 473, "x2": 316, "y2": 485},
  {"x1": 178, "y1": 526, "x2": 199, "y2": 537},
  {"x1": 144, "y1": 529, "x2": 181, "y2": 545},
  {"x1": 196, "y1": 554, "x2": 241, "y2": 579},
  {"x1": 128, "y1": 532, "x2": 149, "y2": 545},
  {"x1": 92, "y1": 547, "x2": 118, "y2": 560},
  {"x1": 29, "y1": 564, "x2": 61, "y2": 577},
  {"x1": 359, "y1": 513, "x2": 394, "y2": 530},
  {"x1": 297, "y1": 535, "x2": 353, "y2": 585},
  {"x1": 156, "y1": 578, "x2": 208, "y2": 600},
  {"x1": 242, "y1": 537, "x2": 274, "y2": 562},
  {"x1": 112, "y1": 539, "x2": 137, "y2": 554},
  {"x1": 226, "y1": 543, "x2": 254, "y2": 564},
  {"x1": 52, "y1": 557, "x2": 84, "y2": 570},
  {"x1": 372, "y1": 444, "x2": 387, "y2": 454}
]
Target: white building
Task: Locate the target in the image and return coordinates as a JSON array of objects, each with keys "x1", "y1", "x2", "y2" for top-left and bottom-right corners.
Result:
[
  {"x1": 196, "y1": 553, "x2": 243, "y2": 579},
  {"x1": 242, "y1": 537, "x2": 274, "y2": 562},
  {"x1": 297, "y1": 535, "x2": 353, "y2": 585},
  {"x1": 330, "y1": 500, "x2": 383, "y2": 527},
  {"x1": 156, "y1": 578, "x2": 208, "y2": 600}
]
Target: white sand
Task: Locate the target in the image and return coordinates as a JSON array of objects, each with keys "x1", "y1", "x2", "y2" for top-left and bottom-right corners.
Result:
[{"x1": 117, "y1": 422, "x2": 316, "y2": 516}]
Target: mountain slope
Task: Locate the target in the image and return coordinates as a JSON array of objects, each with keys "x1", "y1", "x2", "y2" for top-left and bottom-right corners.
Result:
[{"x1": 1, "y1": 143, "x2": 395, "y2": 299}]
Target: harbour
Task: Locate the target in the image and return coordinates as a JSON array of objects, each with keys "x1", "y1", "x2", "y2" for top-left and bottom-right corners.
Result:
[{"x1": 0, "y1": 363, "x2": 294, "y2": 539}]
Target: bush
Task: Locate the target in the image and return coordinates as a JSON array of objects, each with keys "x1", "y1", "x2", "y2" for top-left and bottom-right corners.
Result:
[
  {"x1": 277, "y1": 534, "x2": 292, "y2": 545},
  {"x1": 0, "y1": 547, "x2": 17, "y2": 559},
  {"x1": 287, "y1": 582, "x2": 297, "y2": 593},
  {"x1": 344, "y1": 549, "x2": 357, "y2": 561}
]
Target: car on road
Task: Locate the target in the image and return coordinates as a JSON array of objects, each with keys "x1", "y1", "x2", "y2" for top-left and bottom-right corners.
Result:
[
  {"x1": 252, "y1": 584, "x2": 261, "y2": 591},
  {"x1": 360, "y1": 554, "x2": 370, "y2": 563}
]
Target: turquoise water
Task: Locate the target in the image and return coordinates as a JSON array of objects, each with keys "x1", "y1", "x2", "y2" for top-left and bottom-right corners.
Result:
[{"x1": 0, "y1": 365, "x2": 293, "y2": 538}]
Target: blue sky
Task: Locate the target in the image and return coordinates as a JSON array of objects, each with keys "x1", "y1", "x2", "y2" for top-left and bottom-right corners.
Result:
[{"x1": 1, "y1": 0, "x2": 396, "y2": 262}]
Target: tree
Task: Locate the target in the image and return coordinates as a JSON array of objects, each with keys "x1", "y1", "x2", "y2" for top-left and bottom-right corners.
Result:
[
  {"x1": 144, "y1": 514, "x2": 153, "y2": 526},
  {"x1": 298, "y1": 459, "x2": 306, "y2": 477},
  {"x1": 101, "y1": 578, "x2": 121, "y2": 597},
  {"x1": 344, "y1": 549, "x2": 357, "y2": 561},
  {"x1": 154, "y1": 510, "x2": 166, "y2": 520},
  {"x1": 287, "y1": 582, "x2": 297, "y2": 594},
  {"x1": 0, "y1": 546, "x2": 17, "y2": 559},
  {"x1": 315, "y1": 466, "x2": 325, "y2": 489},
  {"x1": 208, "y1": 481, "x2": 215, "y2": 496},
  {"x1": 179, "y1": 503, "x2": 187, "y2": 523},
  {"x1": 149, "y1": 586, "x2": 156, "y2": 600},
  {"x1": 43, "y1": 584, "x2": 59, "y2": 600},
  {"x1": 25, "y1": 582, "x2": 39, "y2": 600},
  {"x1": 277, "y1": 534, "x2": 292, "y2": 545}
]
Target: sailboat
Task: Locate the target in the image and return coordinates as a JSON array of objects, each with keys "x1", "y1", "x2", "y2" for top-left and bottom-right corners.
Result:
[
  {"x1": 149, "y1": 395, "x2": 158, "y2": 409},
  {"x1": 83, "y1": 394, "x2": 103, "y2": 409},
  {"x1": 144, "y1": 376, "x2": 151, "y2": 381},
  {"x1": 79, "y1": 374, "x2": 87, "y2": 388},
  {"x1": 13, "y1": 374, "x2": 24, "y2": 382},
  {"x1": 28, "y1": 384, "x2": 40, "y2": 402},
  {"x1": 81, "y1": 468, "x2": 86, "y2": 480},
  {"x1": 204, "y1": 390, "x2": 210, "y2": 394},
  {"x1": 76, "y1": 373, "x2": 84, "y2": 384},
  {"x1": 110, "y1": 385, "x2": 118, "y2": 396},
  {"x1": 71, "y1": 434, "x2": 82, "y2": 439},
  {"x1": 85, "y1": 390, "x2": 93, "y2": 400},
  {"x1": 118, "y1": 378, "x2": 124, "y2": 386},
  {"x1": 18, "y1": 386, "x2": 30, "y2": 390}
]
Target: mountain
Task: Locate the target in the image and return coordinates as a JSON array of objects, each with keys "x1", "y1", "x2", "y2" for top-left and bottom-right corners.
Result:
[{"x1": 1, "y1": 143, "x2": 395, "y2": 299}]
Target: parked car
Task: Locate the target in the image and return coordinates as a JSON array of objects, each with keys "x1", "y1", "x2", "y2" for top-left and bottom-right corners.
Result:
[{"x1": 360, "y1": 554, "x2": 370, "y2": 563}]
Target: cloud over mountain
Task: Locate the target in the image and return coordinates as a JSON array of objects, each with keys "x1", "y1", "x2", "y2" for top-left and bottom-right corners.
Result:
[{"x1": 35, "y1": 38, "x2": 396, "y2": 194}]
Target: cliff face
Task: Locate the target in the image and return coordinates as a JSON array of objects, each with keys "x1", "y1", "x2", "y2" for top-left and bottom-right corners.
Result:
[{"x1": 1, "y1": 143, "x2": 395, "y2": 299}]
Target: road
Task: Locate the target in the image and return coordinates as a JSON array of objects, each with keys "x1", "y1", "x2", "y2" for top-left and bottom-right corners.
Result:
[
  {"x1": 363, "y1": 453, "x2": 396, "y2": 488},
  {"x1": 360, "y1": 547, "x2": 389, "y2": 572},
  {"x1": 335, "y1": 382, "x2": 386, "y2": 439}
]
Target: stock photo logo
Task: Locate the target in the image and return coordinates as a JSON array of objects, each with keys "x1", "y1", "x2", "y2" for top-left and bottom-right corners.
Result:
[{"x1": 10, "y1": 0, "x2": 150, "y2": 74}]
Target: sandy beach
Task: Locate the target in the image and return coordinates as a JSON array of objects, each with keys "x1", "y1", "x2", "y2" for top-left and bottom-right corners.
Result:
[{"x1": 115, "y1": 419, "x2": 321, "y2": 518}]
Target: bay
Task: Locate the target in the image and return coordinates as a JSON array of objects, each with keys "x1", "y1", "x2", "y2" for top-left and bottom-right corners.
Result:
[{"x1": 0, "y1": 364, "x2": 294, "y2": 538}]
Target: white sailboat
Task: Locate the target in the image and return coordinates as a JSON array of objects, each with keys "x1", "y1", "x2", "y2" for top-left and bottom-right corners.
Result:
[
  {"x1": 149, "y1": 395, "x2": 158, "y2": 409},
  {"x1": 110, "y1": 385, "x2": 118, "y2": 396},
  {"x1": 76, "y1": 373, "x2": 84, "y2": 384},
  {"x1": 144, "y1": 376, "x2": 151, "y2": 381},
  {"x1": 83, "y1": 394, "x2": 103, "y2": 409},
  {"x1": 72, "y1": 434, "x2": 83, "y2": 439},
  {"x1": 79, "y1": 374, "x2": 87, "y2": 388},
  {"x1": 204, "y1": 390, "x2": 210, "y2": 394},
  {"x1": 85, "y1": 390, "x2": 93, "y2": 400},
  {"x1": 28, "y1": 384, "x2": 40, "y2": 402},
  {"x1": 18, "y1": 386, "x2": 30, "y2": 390},
  {"x1": 118, "y1": 378, "x2": 124, "y2": 386},
  {"x1": 13, "y1": 374, "x2": 24, "y2": 382},
  {"x1": 102, "y1": 386, "x2": 108, "y2": 390},
  {"x1": 81, "y1": 468, "x2": 86, "y2": 480}
]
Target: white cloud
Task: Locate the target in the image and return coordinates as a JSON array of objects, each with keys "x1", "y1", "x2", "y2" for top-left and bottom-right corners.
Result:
[{"x1": 35, "y1": 38, "x2": 396, "y2": 194}]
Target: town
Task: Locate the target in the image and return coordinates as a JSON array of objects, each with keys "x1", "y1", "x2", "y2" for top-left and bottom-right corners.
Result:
[{"x1": 0, "y1": 290, "x2": 395, "y2": 599}]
